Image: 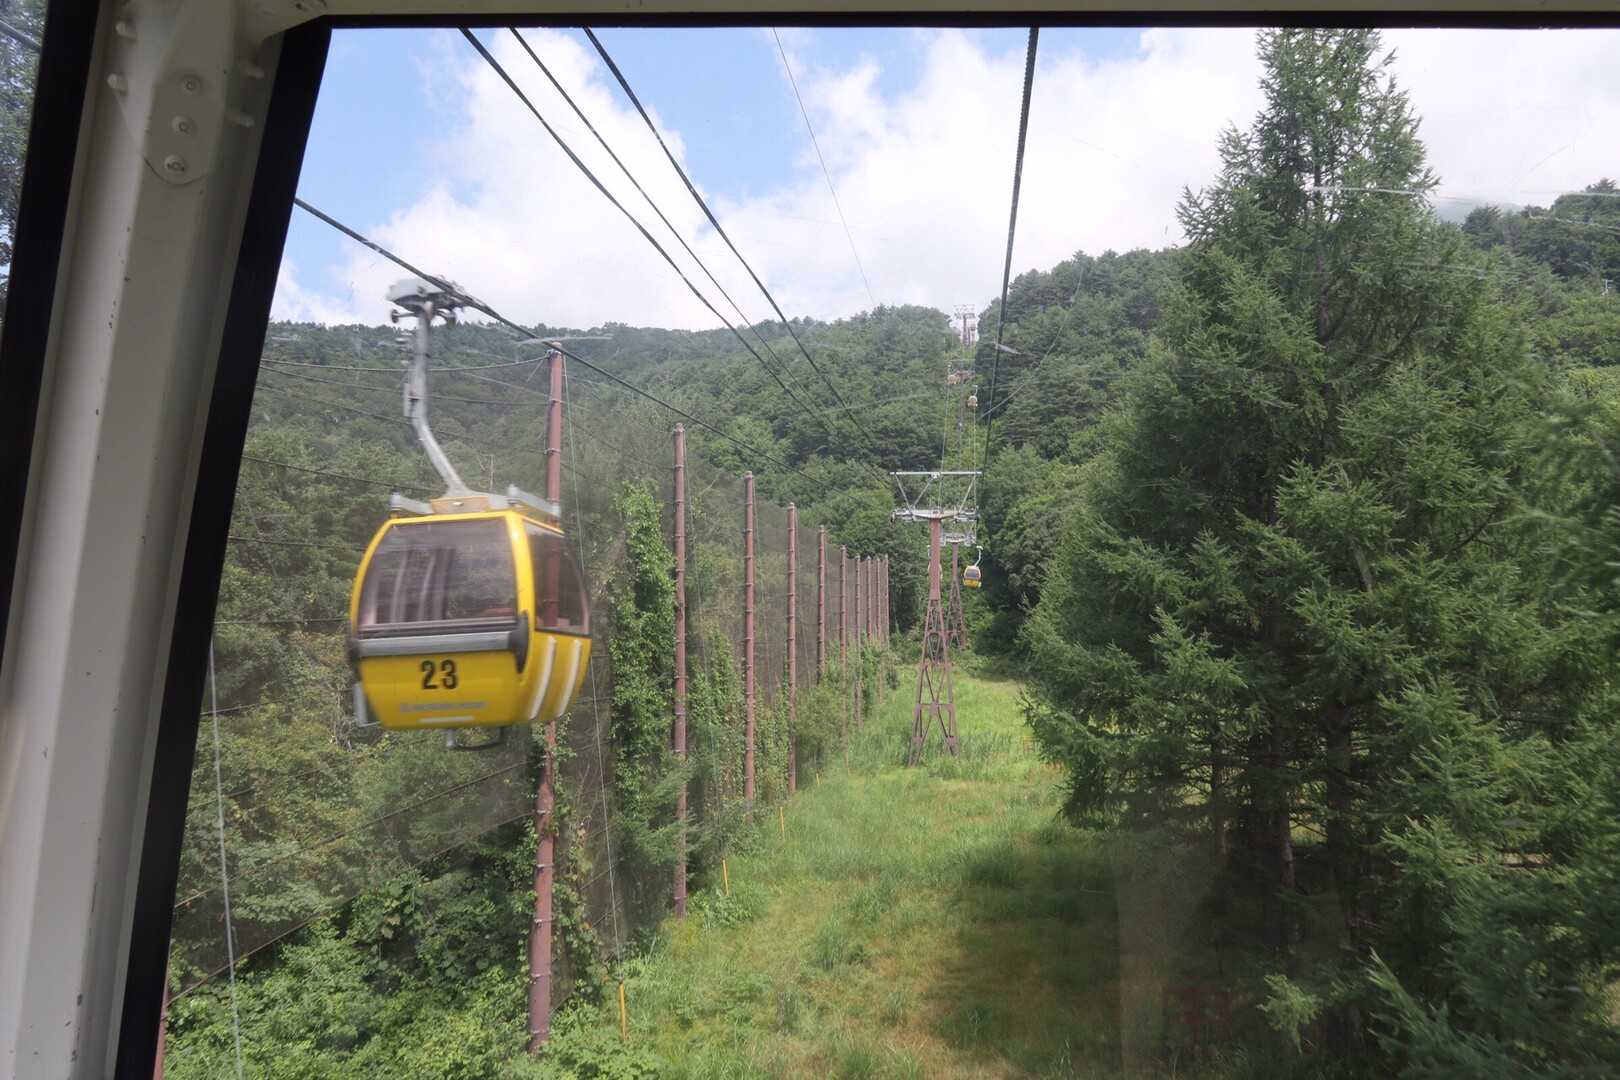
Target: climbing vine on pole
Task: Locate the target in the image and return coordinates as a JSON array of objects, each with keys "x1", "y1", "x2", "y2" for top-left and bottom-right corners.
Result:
[{"x1": 607, "y1": 481, "x2": 677, "y2": 926}]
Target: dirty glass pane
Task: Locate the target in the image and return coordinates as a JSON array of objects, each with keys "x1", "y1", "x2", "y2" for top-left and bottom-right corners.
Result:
[{"x1": 0, "y1": 0, "x2": 45, "y2": 341}]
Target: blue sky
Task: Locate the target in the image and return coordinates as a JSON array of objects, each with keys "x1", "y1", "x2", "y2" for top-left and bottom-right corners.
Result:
[{"x1": 276, "y1": 27, "x2": 1620, "y2": 330}]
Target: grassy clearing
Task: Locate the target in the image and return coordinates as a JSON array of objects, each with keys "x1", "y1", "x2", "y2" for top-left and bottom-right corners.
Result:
[{"x1": 554, "y1": 669, "x2": 1126, "y2": 1078}]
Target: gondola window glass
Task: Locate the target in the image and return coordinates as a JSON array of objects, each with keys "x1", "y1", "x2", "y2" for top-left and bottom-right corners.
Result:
[
  {"x1": 359, "y1": 519, "x2": 515, "y2": 629},
  {"x1": 527, "y1": 523, "x2": 588, "y2": 633}
]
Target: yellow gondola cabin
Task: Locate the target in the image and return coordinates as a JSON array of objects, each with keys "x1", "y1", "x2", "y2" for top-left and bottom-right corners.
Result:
[{"x1": 349, "y1": 498, "x2": 590, "y2": 731}]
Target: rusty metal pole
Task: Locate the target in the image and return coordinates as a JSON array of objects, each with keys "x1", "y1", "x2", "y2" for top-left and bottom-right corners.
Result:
[
  {"x1": 866, "y1": 556, "x2": 877, "y2": 707},
  {"x1": 743, "y1": 472, "x2": 756, "y2": 824},
  {"x1": 673, "y1": 426, "x2": 688, "y2": 916},
  {"x1": 839, "y1": 546, "x2": 848, "y2": 733},
  {"x1": 874, "y1": 556, "x2": 885, "y2": 704},
  {"x1": 787, "y1": 503, "x2": 798, "y2": 793},
  {"x1": 880, "y1": 557, "x2": 888, "y2": 646},
  {"x1": 870, "y1": 555, "x2": 880, "y2": 716},
  {"x1": 863, "y1": 556, "x2": 871, "y2": 647},
  {"x1": 853, "y1": 555, "x2": 864, "y2": 727},
  {"x1": 870, "y1": 556, "x2": 879, "y2": 701},
  {"x1": 530, "y1": 346, "x2": 565, "y2": 1051},
  {"x1": 817, "y1": 527, "x2": 827, "y2": 675}
]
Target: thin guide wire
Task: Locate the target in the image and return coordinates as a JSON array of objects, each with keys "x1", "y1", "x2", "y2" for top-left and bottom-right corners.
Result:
[{"x1": 208, "y1": 638, "x2": 246, "y2": 1080}]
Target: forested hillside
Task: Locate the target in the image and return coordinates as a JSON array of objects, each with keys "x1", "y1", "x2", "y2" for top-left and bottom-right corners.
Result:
[
  {"x1": 165, "y1": 307, "x2": 926, "y2": 1076},
  {"x1": 153, "y1": 27, "x2": 1620, "y2": 1080}
]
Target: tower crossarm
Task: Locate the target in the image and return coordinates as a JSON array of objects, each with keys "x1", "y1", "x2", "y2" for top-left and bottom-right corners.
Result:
[
  {"x1": 892, "y1": 509, "x2": 977, "y2": 523},
  {"x1": 890, "y1": 470, "x2": 981, "y2": 523}
]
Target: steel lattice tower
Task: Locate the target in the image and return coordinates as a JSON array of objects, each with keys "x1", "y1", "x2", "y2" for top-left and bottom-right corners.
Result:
[{"x1": 891, "y1": 472, "x2": 978, "y2": 765}]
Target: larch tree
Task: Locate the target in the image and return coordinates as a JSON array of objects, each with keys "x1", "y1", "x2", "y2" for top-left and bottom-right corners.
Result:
[{"x1": 1026, "y1": 28, "x2": 1620, "y2": 1071}]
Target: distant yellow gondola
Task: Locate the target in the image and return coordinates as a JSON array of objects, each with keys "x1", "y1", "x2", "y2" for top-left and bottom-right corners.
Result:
[{"x1": 964, "y1": 545, "x2": 983, "y2": 589}]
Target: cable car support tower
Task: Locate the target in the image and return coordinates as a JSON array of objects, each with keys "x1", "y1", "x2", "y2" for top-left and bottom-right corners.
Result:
[{"x1": 892, "y1": 471, "x2": 979, "y2": 765}]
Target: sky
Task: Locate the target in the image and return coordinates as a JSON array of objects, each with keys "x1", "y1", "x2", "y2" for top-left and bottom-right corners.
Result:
[{"x1": 273, "y1": 26, "x2": 1620, "y2": 331}]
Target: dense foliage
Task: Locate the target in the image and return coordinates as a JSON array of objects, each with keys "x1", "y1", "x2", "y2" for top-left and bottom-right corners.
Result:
[
  {"x1": 1024, "y1": 29, "x2": 1620, "y2": 1075},
  {"x1": 605, "y1": 481, "x2": 679, "y2": 928},
  {"x1": 163, "y1": 307, "x2": 914, "y2": 1073}
]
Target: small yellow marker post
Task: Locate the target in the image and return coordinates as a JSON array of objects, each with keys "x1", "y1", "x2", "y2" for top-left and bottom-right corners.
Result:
[
  {"x1": 722, "y1": 858, "x2": 730, "y2": 896},
  {"x1": 779, "y1": 804, "x2": 786, "y2": 842},
  {"x1": 619, "y1": 981, "x2": 628, "y2": 1042}
]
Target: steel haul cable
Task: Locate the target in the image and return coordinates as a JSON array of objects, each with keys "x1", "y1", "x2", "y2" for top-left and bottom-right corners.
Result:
[
  {"x1": 506, "y1": 28, "x2": 847, "y2": 455},
  {"x1": 771, "y1": 28, "x2": 876, "y2": 311},
  {"x1": 460, "y1": 31, "x2": 889, "y2": 489},
  {"x1": 583, "y1": 28, "x2": 891, "y2": 467},
  {"x1": 206, "y1": 638, "x2": 247, "y2": 1080},
  {"x1": 982, "y1": 27, "x2": 1040, "y2": 464},
  {"x1": 292, "y1": 198, "x2": 838, "y2": 496}
]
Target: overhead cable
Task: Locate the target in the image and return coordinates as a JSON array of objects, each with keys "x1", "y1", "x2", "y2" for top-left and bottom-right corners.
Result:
[
  {"x1": 982, "y1": 27, "x2": 1040, "y2": 460},
  {"x1": 205, "y1": 639, "x2": 247, "y2": 1080},
  {"x1": 582, "y1": 27, "x2": 888, "y2": 463},
  {"x1": 242, "y1": 451, "x2": 433, "y2": 495},
  {"x1": 458, "y1": 30, "x2": 883, "y2": 489},
  {"x1": 506, "y1": 29, "x2": 840, "y2": 438},
  {"x1": 292, "y1": 197, "x2": 835, "y2": 495},
  {"x1": 772, "y1": 28, "x2": 877, "y2": 311}
]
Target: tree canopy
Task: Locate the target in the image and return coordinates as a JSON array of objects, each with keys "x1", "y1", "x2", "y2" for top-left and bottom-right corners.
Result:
[{"x1": 1025, "y1": 29, "x2": 1620, "y2": 1074}]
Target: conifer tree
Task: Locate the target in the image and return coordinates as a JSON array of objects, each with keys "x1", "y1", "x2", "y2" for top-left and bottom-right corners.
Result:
[{"x1": 1027, "y1": 29, "x2": 1620, "y2": 1069}]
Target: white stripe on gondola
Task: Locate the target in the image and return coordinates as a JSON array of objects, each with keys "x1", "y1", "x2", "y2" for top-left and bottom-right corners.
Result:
[
  {"x1": 534, "y1": 636, "x2": 559, "y2": 711},
  {"x1": 570, "y1": 642, "x2": 588, "y2": 701},
  {"x1": 556, "y1": 638, "x2": 582, "y2": 709}
]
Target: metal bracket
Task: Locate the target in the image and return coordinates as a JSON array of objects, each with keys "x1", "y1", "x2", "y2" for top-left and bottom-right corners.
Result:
[
  {"x1": 101, "y1": 1, "x2": 287, "y2": 186},
  {"x1": 389, "y1": 492, "x2": 433, "y2": 517}
]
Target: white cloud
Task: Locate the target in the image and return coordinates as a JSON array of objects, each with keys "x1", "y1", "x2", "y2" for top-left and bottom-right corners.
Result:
[
  {"x1": 273, "y1": 27, "x2": 1620, "y2": 331},
  {"x1": 1386, "y1": 29, "x2": 1620, "y2": 207},
  {"x1": 275, "y1": 28, "x2": 742, "y2": 329},
  {"x1": 707, "y1": 27, "x2": 1263, "y2": 320},
  {"x1": 273, "y1": 256, "x2": 382, "y2": 326}
]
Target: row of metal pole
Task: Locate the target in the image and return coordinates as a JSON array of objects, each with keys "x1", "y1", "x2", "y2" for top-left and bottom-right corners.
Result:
[
  {"x1": 532, "y1": 392, "x2": 890, "y2": 1051},
  {"x1": 158, "y1": 352, "x2": 897, "y2": 1070},
  {"x1": 669, "y1": 425, "x2": 889, "y2": 920}
]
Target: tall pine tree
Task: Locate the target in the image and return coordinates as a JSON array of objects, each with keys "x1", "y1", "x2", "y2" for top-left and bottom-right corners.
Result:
[{"x1": 1027, "y1": 29, "x2": 1620, "y2": 1071}]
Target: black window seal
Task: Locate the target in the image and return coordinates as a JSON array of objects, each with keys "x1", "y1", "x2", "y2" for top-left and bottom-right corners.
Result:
[{"x1": 114, "y1": 21, "x2": 332, "y2": 1076}]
